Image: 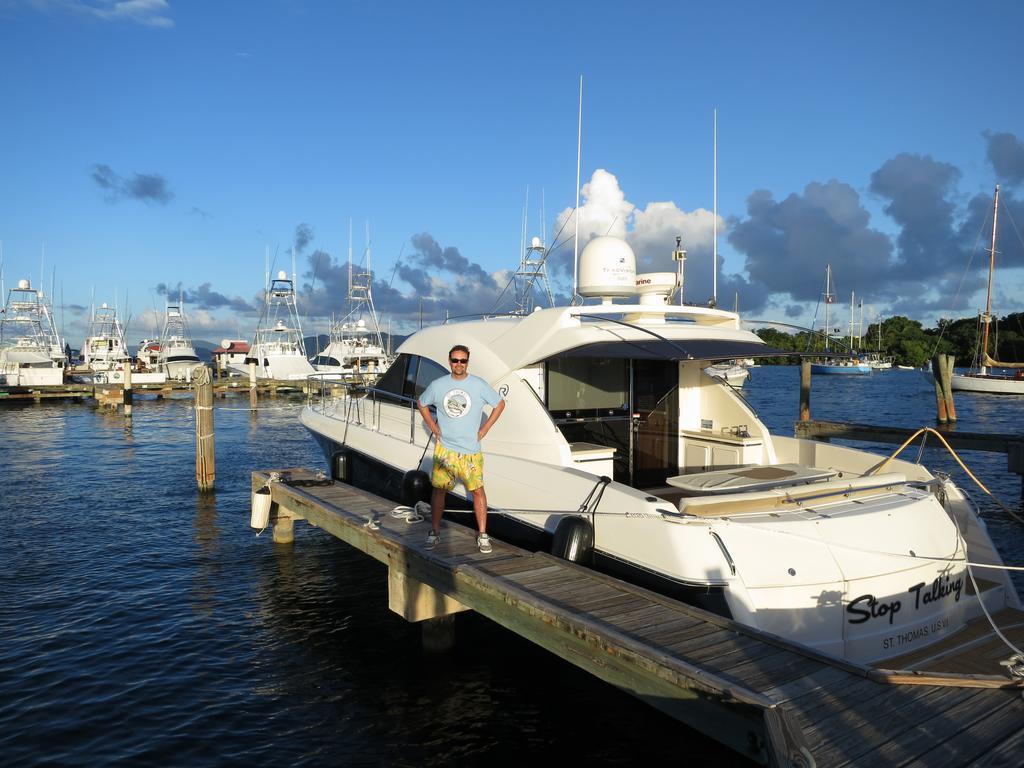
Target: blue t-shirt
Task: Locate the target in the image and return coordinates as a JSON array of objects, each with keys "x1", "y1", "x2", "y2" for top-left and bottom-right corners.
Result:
[{"x1": 419, "y1": 373, "x2": 501, "y2": 455}]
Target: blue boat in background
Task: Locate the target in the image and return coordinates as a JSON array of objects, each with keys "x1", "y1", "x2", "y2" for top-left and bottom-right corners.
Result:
[
  {"x1": 810, "y1": 264, "x2": 872, "y2": 375},
  {"x1": 811, "y1": 358, "x2": 872, "y2": 374}
]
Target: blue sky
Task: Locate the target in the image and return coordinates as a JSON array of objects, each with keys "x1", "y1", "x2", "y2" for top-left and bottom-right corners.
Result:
[{"x1": 2, "y1": 0, "x2": 1024, "y2": 344}]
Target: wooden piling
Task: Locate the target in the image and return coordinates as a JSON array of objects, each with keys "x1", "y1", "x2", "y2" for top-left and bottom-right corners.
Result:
[
  {"x1": 193, "y1": 366, "x2": 215, "y2": 491},
  {"x1": 799, "y1": 360, "x2": 811, "y2": 422},
  {"x1": 932, "y1": 354, "x2": 949, "y2": 423},
  {"x1": 123, "y1": 364, "x2": 133, "y2": 418},
  {"x1": 942, "y1": 354, "x2": 957, "y2": 422},
  {"x1": 248, "y1": 361, "x2": 257, "y2": 411}
]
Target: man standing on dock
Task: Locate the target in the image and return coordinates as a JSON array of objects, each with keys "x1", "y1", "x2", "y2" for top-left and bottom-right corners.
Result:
[{"x1": 417, "y1": 345, "x2": 505, "y2": 553}]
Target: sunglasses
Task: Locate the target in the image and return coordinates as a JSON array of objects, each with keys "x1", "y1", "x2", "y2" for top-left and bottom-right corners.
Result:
[{"x1": 449, "y1": 358, "x2": 469, "y2": 364}]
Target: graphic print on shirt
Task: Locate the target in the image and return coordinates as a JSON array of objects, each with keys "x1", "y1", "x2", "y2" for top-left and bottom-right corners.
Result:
[{"x1": 442, "y1": 389, "x2": 472, "y2": 419}]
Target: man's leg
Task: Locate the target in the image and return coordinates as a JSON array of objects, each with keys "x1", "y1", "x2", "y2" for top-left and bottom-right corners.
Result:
[
  {"x1": 431, "y1": 486, "x2": 445, "y2": 534},
  {"x1": 471, "y1": 486, "x2": 487, "y2": 534}
]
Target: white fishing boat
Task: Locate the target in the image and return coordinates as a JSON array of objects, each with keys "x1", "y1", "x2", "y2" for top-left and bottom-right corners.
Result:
[
  {"x1": 301, "y1": 236, "x2": 1020, "y2": 666},
  {"x1": 951, "y1": 185, "x2": 1024, "y2": 394},
  {"x1": 0, "y1": 279, "x2": 66, "y2": 386},
  {"x1": 82, "y1": 302, "x2": 130, "y2": 373},
  {"x1": 157, "y1": 302, "x2": 202, "y2": 381},
  {"x1": 311, "y1": 230, "x2": 391, "y2": 383},
  {"x1": 249, "y1": 269, "x2": 315, "y2": 380}
]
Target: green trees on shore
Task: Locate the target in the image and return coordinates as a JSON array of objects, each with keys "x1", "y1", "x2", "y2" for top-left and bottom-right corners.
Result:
[{"x1": 752, "y1": 313, "x2": 1024, "y2": 368}]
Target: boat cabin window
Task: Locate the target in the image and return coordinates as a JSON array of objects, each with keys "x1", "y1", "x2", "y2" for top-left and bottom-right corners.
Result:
[
  {"x1": 373, "y1": 353, "x2": 411, "y2": 402},
  {"x1": 312, "y1": 355, "x2": 341, "y2": 367},
  {"x1": 412, "y1": 356, "x2": 447, "y2": 398},
  {"x1": 547, "y1": 356, "x2": 629, "y2": 419},
  {"x1": 372, "y1": 353, "x2": 448, "y2": 405}
]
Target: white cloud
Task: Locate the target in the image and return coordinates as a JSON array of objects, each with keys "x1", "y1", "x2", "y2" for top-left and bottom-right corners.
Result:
[
  {"x1": 553, "y1": 168, "x2": 725, "y2": 275},
  {"x1": 35, "y1": 0, "x2": 175, "y2": 28}
]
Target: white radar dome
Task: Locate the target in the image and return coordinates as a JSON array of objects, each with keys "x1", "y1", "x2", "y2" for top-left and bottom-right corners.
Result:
[
  {"x1": 277, "y1": 270, "x2": 287, "y2": 280},
  {"x1": 634, "y1": 273, "x2": 677, "y2": 305},
  {"x1": 578, "y1": 236, "x2": 637, "y2": 299},
  {"x1": 17, "y1": 279, "x2": 30, "y2": 290},
  {"x1": 220, "y1": 339, "x2": 232, "y2": 349}
]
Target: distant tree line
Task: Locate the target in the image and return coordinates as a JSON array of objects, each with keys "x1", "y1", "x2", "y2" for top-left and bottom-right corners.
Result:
[{"x1": 753, "y1": 312, "x2": 1024, "y2": 368}]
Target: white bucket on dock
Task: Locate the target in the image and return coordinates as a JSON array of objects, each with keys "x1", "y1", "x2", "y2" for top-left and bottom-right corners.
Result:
[{"x1": 251, "y1": 486, "x2": 272, "y2": 529}]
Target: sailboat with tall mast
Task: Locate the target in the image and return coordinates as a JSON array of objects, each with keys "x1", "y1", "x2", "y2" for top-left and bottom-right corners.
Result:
[
  {"x1": 951, "y1": 185, "x2": 1024, "y2": 393},
  {"x1": 810, "y1": 264, "x2": 870, "y2": 374}
]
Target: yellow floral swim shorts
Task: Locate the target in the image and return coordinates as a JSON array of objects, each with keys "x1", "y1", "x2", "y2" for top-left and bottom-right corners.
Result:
[{"x1": 431, "y1": 443, "x2": 484, "y2": 492}]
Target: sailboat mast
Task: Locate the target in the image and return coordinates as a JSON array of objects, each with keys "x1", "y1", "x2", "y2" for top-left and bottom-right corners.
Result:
[
  {"x1": 823, "y1": 264, "x2": 832, "y2": 353},
  {"x1": 980, "y1": 184, "x2": 1000, "y2": 372}
]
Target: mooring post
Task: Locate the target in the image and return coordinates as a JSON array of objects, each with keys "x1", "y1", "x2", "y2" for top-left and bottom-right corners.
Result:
[
  {"x1": 123, "y1": 364, "x2": 133, "y2": 418},
  {"x1": 248, "y1": 361, "x2": 257, "y2": 411},
  {"x1": 194, "y1": 366, "x2": 215, "y2": 491},
  {"x1": 942, "y1": 355, "x2": 957, "y2": 422},
  {"x1": 799, "y1": 360, "x2": 811, "y2": 422},
  {"x1": 932, "y1": 355, "x2": 949, "y2": 423}
]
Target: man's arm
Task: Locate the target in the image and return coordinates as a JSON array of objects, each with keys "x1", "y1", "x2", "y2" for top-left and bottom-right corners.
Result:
[
  {"x1": 417, "y1": 402, "x2": 441, "y2": 440},
  {"x1": 477, "y1": 399, "x2": 505, "y2": 441}
]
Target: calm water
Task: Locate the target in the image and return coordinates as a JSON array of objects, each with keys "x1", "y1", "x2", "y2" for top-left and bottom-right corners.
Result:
[{"x1": 1, "y1": 369, "x2": 1022, "y2": 767}]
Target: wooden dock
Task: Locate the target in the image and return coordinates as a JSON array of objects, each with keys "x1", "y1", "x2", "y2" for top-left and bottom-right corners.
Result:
[
  {"x1": 0, "y1": 377, "x2": 328, "y2": 404},
  {"x1": 252, "y1": 468, "x2": 1024, "y2": 767}
]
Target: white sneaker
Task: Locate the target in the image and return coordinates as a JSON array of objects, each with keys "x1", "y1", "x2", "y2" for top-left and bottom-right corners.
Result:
[
  {"x1": 426, "y1": 530, "x2": 440, "y2": 550},
  {"x1": 476, "y1": 533, "x2": 492, "y2": 554}
]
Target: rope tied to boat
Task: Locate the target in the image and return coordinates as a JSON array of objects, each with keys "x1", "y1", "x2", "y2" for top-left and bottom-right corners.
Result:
[{"x1": 867, "y1": 425, "x2": 1024, "y2": 526}]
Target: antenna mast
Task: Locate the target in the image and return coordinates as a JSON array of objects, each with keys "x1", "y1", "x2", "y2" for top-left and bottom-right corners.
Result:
[
  {"x1": 713, "y1": 108, "x2": 718, "y2": 306},
  {"x1": 572, "y1": 75, "x2": 583, "y2": 303}
]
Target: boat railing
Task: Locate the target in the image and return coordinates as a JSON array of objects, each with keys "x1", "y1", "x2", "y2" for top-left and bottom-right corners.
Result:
[{"x1": 306, "y1": 375, "x2": 424, "y2": 444}]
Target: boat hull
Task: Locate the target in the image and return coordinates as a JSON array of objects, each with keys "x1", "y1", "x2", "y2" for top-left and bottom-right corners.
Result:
[
  {"x1": 950, "y1": 372, "x2": 1024, "y2": 394},
  {"x1": 811, "y1": 363, "x2": 871, "y2": 375}
]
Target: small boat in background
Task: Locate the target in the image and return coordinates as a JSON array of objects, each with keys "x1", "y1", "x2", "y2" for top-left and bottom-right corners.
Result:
[
  {"x1": 82, "y1": 301, "x2": 130, "y2": 373},
  {"x1": 950, "y1": 185, "x2": 1024, "y2": 395},
  {"x1": 810, "y1": 265, "x2": 871, "y2": 375},
  {"x1": 703, "y1": 361, "x2": 750, "y2": 387},
  {"x1": 249, "y1": 269, "x2": 315, "y2": 380},
  {"x1": 311, "y1": 224, "x2": 392, "y2": 383},
  {"x1": 157, "y1": 302, "x2": 202, "y2": 381},
  {"x1": 0, "y1": 278, "x2": 67, "y2": 386}
]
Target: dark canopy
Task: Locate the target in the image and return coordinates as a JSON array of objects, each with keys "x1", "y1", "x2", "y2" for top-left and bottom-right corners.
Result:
[{"x1": 555, "y1": 338, "x2": 811, "y2": 361}]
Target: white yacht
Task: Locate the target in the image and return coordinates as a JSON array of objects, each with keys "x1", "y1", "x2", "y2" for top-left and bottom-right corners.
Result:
[
  {"x1": 301, "y1": 236, "x2": 1020, "y2": 666},
  {"x1": 311, "y1": 228, "x2": 391, "y2": 383},
  {"x1": 82, "y1": 302, "x2": 130, "y2": 373},
  {"x1": 312, "y1": 318, "x2": 390, "y2": 382},
  {"x1": 249, "y1": 270, "x2": 315, "y2": 380},
  {"x1": 0, "y1": 279, "x2": 66, "y2": 386},
  {"x1": 157, "y1": 302, "x2": 202, "y2": 381}
]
